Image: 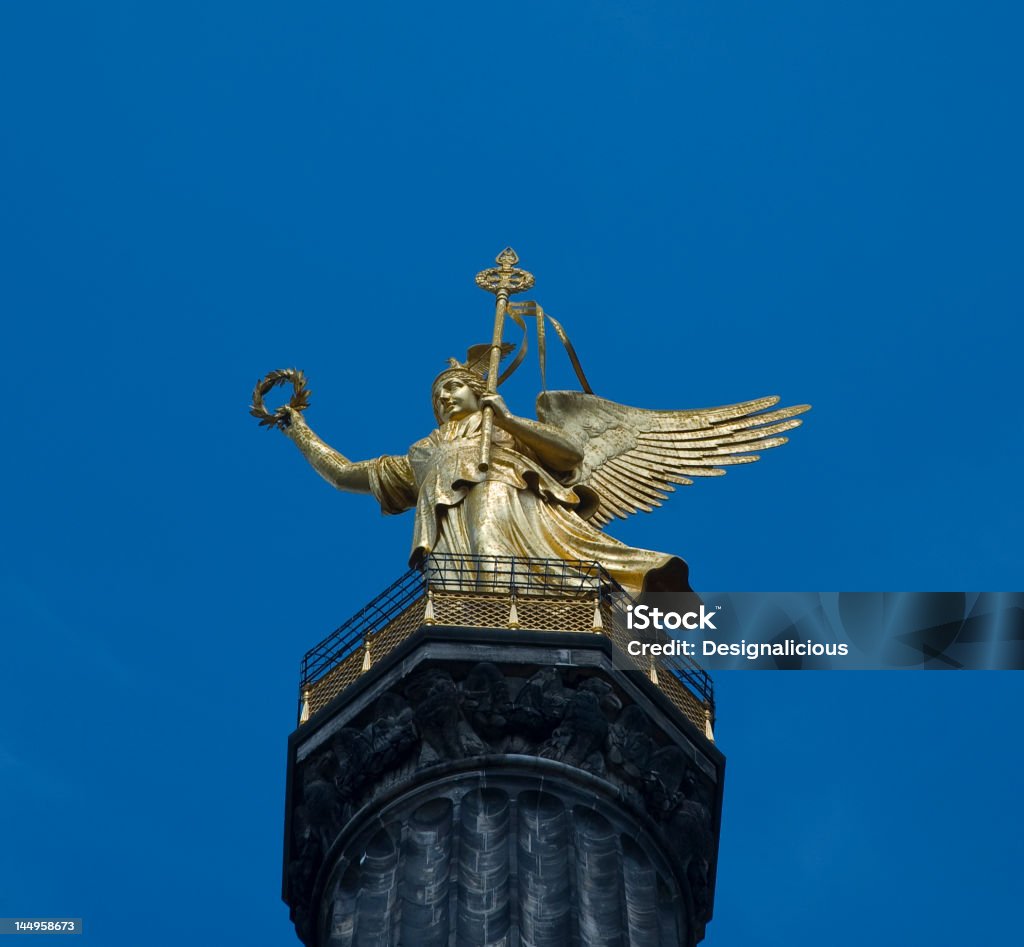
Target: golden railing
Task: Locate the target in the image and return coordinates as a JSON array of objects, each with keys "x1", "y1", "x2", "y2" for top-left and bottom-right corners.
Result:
[{"x1": 298, "y1": 555, "x2": 714, "y2": 740}]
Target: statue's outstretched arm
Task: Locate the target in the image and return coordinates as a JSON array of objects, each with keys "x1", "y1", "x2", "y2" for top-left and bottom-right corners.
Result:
[
  {"x1": 481, "y1": 394, "x2": 582, "y2": 472},
  {"x1": 280, "y1": 408, "x2": 373, "y2": 494}
]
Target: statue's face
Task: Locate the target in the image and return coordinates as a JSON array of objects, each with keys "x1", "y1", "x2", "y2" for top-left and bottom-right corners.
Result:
[{"x1": 436, "y1": 379, "x2": 479, "y2": 421}]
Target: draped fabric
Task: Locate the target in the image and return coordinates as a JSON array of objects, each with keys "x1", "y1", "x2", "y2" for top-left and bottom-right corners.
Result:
[{"x1": 367, "y1": 413, "x2": 691, "y2": 599}]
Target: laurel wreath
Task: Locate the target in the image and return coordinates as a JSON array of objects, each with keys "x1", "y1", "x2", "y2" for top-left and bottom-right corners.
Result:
[{"x1": 250, "y1": 368, "x2": 311, "y2": 430}]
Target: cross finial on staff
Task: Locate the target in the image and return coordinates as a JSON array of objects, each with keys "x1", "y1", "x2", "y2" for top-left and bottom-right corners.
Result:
[
  {"x1": 475, "y1": 247, "x2": 535, "y2": 296},
  {"x1": 474, "y1": 248, "x2": 536, "y2": 471}
]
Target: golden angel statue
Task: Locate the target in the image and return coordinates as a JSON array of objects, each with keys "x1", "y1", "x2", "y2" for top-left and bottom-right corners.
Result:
[
  {"x1": 263, "y1": 357, "x2": 806, "y2": 600},
  {"x1": 253, "y1": 250, "x2": 809, "y2": 599}
]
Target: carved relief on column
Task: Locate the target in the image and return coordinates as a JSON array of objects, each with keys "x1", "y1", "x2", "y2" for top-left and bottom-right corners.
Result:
[
  {"x1": 318, "y1": 772, "x2": 693, "y2": 947},
  {"x1": 288, "y1": 659, "x2": 719, "y2": 947}
]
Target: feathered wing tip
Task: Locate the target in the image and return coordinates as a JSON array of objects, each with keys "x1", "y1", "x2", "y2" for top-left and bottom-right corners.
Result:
[{"x1": 536, "y1": 390, "x2": 811, "y2": 527}]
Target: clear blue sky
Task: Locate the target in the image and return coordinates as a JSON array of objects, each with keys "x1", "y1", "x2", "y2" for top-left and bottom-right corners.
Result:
[{"x1": 2, "y1": 2, "x2": 1021, "y2": 944}]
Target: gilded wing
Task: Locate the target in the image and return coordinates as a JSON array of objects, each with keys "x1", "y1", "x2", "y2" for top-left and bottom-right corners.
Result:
[{"x1": 536, "y1": 391, "x2": 810, "y2": 528}]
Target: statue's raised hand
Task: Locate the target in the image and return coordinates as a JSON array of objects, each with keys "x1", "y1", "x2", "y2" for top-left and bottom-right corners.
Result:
[{"x1": 278, "y1": 404, "x2": 308, "y2": 432}]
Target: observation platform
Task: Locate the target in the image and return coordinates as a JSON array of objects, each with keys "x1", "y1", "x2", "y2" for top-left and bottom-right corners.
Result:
[{"x1": 297, "y1": 554, "x2": 715, "y2": 741}]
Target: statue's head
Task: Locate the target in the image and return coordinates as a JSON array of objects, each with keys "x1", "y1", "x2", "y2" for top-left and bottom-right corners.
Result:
[{"x1": 431, "y1": 363, "x2": 487, "y2": 423}]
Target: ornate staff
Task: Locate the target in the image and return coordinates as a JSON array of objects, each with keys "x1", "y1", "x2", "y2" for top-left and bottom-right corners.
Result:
[{"x1": 474, "y1": 247, "x2": 535, "y2": 471}]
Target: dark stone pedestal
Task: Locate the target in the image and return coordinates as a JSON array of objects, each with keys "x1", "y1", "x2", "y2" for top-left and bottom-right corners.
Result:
[{"x1": 283, "y1": 628, "x2": 724, "y2": 947}]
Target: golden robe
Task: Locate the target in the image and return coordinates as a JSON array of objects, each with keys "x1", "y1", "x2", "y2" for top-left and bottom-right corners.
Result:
[{"x1": 366, "y1": 413, "x2": 691, "y2": 599}]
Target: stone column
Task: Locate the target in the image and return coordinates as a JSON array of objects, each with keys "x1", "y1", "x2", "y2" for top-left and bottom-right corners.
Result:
[{"x1": 284, "y1": 629, "x2": 724, "y2": 947}]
